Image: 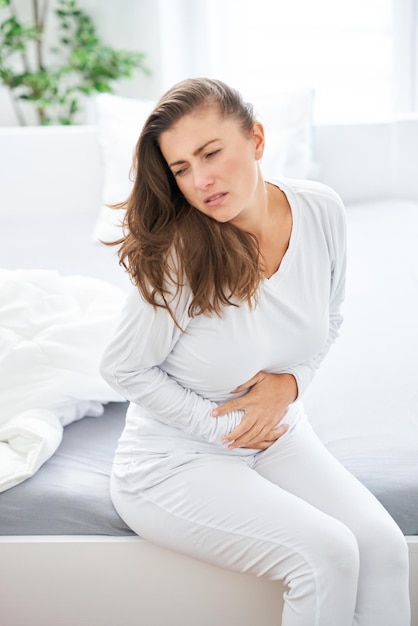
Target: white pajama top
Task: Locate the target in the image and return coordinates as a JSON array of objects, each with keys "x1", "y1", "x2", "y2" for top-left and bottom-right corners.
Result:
[{"x1": 101, "y1": 178, "x2": 347, "y2": 459}]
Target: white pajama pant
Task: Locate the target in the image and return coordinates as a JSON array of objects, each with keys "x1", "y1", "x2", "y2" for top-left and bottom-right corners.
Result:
[{"x1": 110, "y1": 413, "x2": 410, "y2": 626}]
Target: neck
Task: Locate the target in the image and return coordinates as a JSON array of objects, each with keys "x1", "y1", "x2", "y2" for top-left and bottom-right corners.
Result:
[{"x1": 230, "y1": 174, "x2": 271, "y2": 241}]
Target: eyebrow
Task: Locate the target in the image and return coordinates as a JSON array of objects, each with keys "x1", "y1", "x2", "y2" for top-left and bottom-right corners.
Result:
[{"x1": 168, "y1": 139, "x2": 220, "y2": 168}]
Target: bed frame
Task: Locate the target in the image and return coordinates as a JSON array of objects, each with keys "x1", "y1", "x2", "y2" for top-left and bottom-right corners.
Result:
[
  {"x1": 1, "y1": 119, "x2": 417, "y2": 626},
  {"x1": 1, "y1": 536, "x2": 417, "y2": 626}
]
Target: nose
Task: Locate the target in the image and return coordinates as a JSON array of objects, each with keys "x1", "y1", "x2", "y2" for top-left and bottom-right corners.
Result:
[{"x1": 193, "y1": 164, "x2": 215, "y2": 190}]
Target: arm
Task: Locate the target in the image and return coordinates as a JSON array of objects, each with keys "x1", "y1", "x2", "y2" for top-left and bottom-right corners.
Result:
[
  {"x1": 283, "y1": 192, "x2": 347, "y2": 398},
  {"x1": 100, "y1": 285, "x2": 243, "y2": 445}
]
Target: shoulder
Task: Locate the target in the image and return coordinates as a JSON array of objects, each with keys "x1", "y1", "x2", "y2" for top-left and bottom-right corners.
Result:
[
  {"x1": 272, "y1": 177, "x2": 346, "y2": 230},
  {"x1": 278, "y1": 177, "x2": 344, "y2": 210},
  {"x1": 270, "y1": 179, "x2": 347, "y2": 266}
]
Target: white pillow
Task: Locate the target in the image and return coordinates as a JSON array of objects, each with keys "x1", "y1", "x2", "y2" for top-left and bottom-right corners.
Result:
[
  {"x1": 250, "y1": 89, "x2": 314, "y2": 179},
  {"x1": 92, "y1": 93, "x2": 155, "y2": 242},
  {"x1": 92, "y1": 89, "x2": 314, "y2": 241}
]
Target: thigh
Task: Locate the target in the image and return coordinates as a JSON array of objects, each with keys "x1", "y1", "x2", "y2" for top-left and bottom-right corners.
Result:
[
  {"x1": 253, "y1": 412, "x2": 410, "y2": 626},
  {"x1": 110, "y1": 450, "x2": 356, "y2": 580},
  {"x1": 254, "y1": 412, "x2": 402, "y2": 537}
]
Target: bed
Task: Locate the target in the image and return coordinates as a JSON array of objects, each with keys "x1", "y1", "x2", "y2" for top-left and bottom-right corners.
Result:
[{"x1": 0, "y1": 116, "x2": 417, "y2": 625}]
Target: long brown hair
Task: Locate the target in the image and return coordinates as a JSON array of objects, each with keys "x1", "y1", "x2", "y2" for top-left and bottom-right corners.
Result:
[{"x1": 113, "y1": 78, "x2": 263, "y2": 321}]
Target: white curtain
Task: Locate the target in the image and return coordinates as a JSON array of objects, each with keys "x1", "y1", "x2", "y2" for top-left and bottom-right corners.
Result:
[{"x1": 157, "y1": 0, "x2": 417, "y2": 123}]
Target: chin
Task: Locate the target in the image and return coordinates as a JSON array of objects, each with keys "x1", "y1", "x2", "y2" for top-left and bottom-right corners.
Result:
[{"x1": 212, "y1": 214, "x2": 234, "y2": 223}]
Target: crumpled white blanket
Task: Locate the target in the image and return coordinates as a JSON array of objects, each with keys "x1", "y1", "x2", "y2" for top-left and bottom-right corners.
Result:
[{"x1": 0, "y1": 269, "x2": 125, "y2": 492}]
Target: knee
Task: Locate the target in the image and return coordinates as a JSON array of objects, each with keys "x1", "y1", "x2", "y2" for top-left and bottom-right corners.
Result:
[
  {"x1": 284, "y1": 520, "x2": 359, "y2": 608},
  {"x1": 360, "y1": 514, "x2": 409, "y2": 574},
  {"x1": 286, "y1": 519, "x2": 360, "y2": 586},
  {"x1": 316, "y1": 520, "x2": 360, "y2": 582}
]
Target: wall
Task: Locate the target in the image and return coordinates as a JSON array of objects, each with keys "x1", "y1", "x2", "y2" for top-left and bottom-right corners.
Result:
[
  {"x1": 313, "y1": 114, "x2": 418, "y2": 203},
  {"x1": 77, "y1": 0, "x2": 164, "y2": 100},
  {"x1": 0, "y1": 0, "x2": 164, "y2": 126},
  {"x1": 1, "y1": 3, "x2": 418, "y2": 203}
]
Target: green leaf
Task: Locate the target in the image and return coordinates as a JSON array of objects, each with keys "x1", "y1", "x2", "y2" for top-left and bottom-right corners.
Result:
[
  {"x1": 69, "y1": 98, "x2": 78, "y2": 114},
  {"x1": 0, "y1": 0, "x2": 150, "y2": 126}
]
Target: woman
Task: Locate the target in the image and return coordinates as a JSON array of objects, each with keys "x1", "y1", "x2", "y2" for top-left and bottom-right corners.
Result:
[{"x1": 101, "y1": 78, "x2": 410, "y2": 626}]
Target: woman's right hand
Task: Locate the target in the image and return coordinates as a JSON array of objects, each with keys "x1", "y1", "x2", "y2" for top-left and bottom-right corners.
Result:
[{"x1": 211, "y1": 371, "x2": 296, "y2": 449}]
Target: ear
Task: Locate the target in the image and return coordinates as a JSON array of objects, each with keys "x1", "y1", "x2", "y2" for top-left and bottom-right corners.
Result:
[{"x1": 251, "y1": 121, "x2": 265, "y2": 160}]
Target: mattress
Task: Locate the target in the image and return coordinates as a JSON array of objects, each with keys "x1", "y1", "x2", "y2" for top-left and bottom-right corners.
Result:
[
  {"x1": 331, "y1": 443, "x2": 418, "y2": 536},
  {"x1": 0, "y1": 400, "x2": 416, "y2": 536},
  {"x1": 0, "y1": 402, "x2": 134, "y2": 536}
]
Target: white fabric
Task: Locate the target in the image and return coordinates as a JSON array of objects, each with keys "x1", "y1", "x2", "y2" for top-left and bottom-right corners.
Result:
[
  {"x1": 100, "y1": 178, "x2": 346, "y2": 456},
  {"x1": 0, "y1": 269, "x2": 125, "y2": 492},
  {"x1": 111, "y1": 411, "x2": 410, "y2": 626}
]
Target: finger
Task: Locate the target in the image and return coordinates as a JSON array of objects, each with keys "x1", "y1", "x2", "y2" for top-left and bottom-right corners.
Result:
[
  {"x1": 230, "y1": 424, "x2": 289, "y2": 449},
  {"x1": 220, "y1": 414, "x2": 259, "y2": 443},
  {"x1": 228, "y1": 423, "x2": 271, "y2": 448},
  {"x1": 211, "y1": 399, "x2": 247, "y2": 417},
  {"x1": 224, "y1": 410, "x2": 286, "y2": 445},
  {"x1": 246, "y1": 438, "x2": 279, "y2": 450},
  {"x1": 241, "y1": 426, "x2": 288, "y2": 449}
]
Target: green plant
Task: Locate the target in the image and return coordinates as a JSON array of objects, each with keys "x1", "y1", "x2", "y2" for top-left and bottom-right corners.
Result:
[{"x1": 0, "y1": 0, "x2": 149, "y2": 125}]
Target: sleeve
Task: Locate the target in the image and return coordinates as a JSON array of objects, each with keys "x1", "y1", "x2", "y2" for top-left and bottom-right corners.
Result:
[
  {"x1": 284, "y1": 189, "x2": 347, "y2": 398},
  {"x1": 100, "y1": 285, "x2": 243, "y2": 445}
]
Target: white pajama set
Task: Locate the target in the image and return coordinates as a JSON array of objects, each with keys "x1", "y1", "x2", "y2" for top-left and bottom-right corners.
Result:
[{"x1": 101, "y1": 179, "x2": 410, "y2": 626}]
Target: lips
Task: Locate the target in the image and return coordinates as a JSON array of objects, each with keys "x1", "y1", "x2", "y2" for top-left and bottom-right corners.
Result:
[{"x1": 204, "y1": 192, "x2": 227, "y2": 205}]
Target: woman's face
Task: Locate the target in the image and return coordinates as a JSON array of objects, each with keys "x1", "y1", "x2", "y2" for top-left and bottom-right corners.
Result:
[{"x1": 159, "y1": 106, "x2": 265, "y2": 227}]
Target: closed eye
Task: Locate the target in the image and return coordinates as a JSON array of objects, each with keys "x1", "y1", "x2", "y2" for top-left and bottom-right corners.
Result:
[
  {"x1": 206, "y1": 149, "x2": 221, "y2": 159},
  {"x1": 173, "y1": 166, "x2": 189, "y2": 177},
  {"x1": 173, "y1": 149, "x2": 220, "y2": 177}
]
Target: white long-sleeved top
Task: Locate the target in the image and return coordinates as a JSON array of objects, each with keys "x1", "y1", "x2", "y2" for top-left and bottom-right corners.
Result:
[{"x1": 101, "y1": 178, "x2": 347, "y2": 458}]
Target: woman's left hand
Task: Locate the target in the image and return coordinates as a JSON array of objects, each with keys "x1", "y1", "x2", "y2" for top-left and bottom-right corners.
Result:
[{"x1": 211, "y1": 371, "x2": 298, "y2": 449}]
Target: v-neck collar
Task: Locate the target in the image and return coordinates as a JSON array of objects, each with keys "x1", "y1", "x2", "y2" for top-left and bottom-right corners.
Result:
[{"x1": 262, "y1": 178, "x2": 299, "y2": 288}]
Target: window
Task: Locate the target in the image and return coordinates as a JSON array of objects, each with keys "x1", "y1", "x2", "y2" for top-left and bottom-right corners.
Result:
[{"x1": 159, "y1": 0, "x2": 418, "y2": 124}]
